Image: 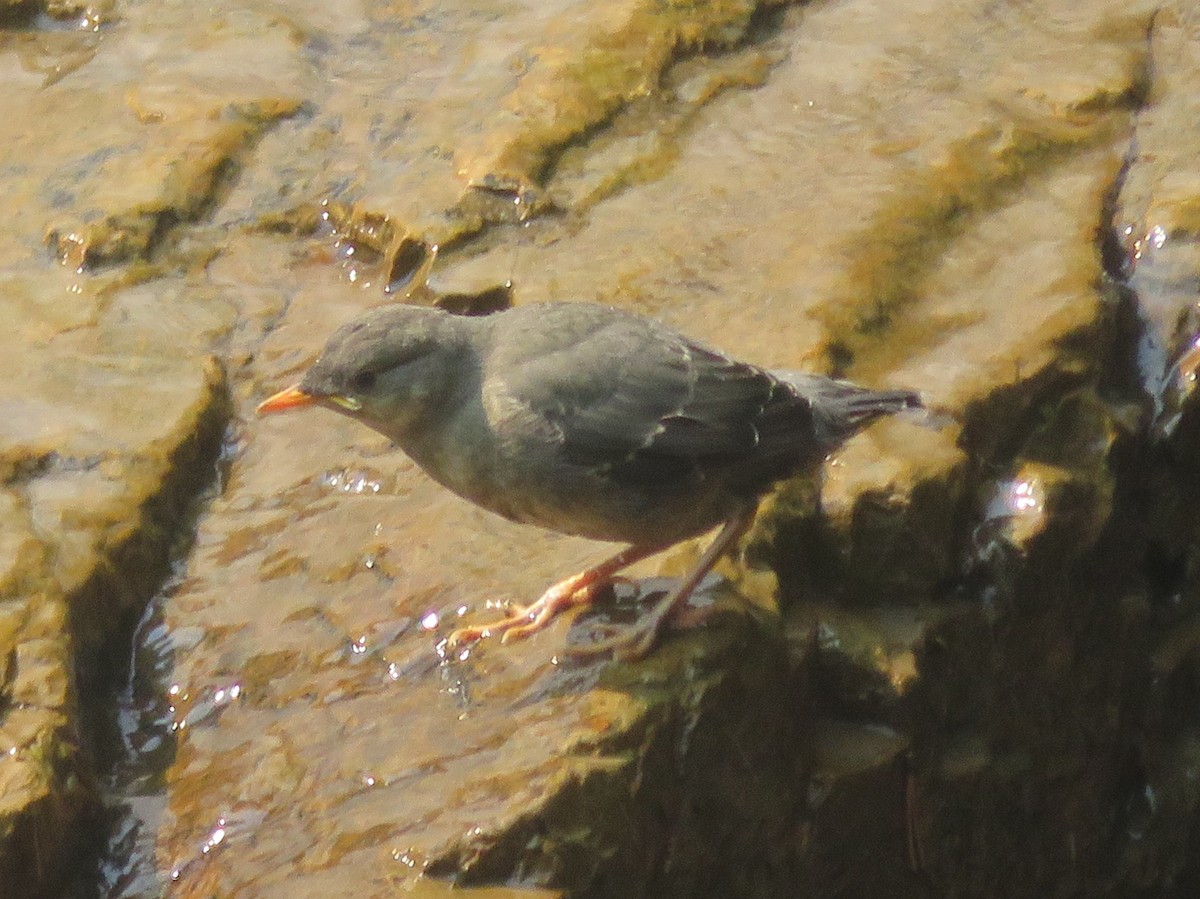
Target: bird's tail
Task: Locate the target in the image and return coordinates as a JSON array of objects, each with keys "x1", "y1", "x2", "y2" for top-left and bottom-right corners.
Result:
[{"x1": 775, "y1": 372, "x2": 923, "y2": 448}]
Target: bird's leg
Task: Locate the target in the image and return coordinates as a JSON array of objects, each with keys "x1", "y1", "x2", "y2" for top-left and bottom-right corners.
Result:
[
  {"x1": 570, "y1": 503, "x2": 756, "y2": 662},
  {"x1": 445, "y1": 542, "x2": 670, "y2": 650}
]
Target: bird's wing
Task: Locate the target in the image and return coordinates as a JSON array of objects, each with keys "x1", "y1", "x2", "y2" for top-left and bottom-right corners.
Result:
[{"x1": 490, "y1": 309, "x2": 813, "y2": 486}]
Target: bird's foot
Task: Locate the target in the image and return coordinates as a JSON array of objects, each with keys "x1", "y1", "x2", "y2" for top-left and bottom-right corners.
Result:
[
  {"x1": 445, "y1": 574, "x2": 614, "y2": 650},
  {"x1": 567, "y1": 588, "x2": 682, "y2": 662}
]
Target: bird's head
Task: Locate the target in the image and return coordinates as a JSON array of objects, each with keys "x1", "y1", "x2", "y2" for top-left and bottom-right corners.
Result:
[{"x1": 257, "y1": 305, "x2": 466, "y2": 441}]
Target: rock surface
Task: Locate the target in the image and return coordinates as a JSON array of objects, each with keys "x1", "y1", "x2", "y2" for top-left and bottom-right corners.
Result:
[{"x1": 3, "y1": 0, "x2": 1200, "y2": 897}]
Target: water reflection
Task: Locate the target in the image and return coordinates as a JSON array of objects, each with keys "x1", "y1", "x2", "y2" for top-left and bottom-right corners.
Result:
[
  {"x1": 168, "y1": 808, "x2": 268, "y2": 885},
  {"x1": 984, "y1": 475, "x2": 1046, "y2": 524},
  {"x1": 321, "y1": 467, "x2": 386, "y2": 495}
]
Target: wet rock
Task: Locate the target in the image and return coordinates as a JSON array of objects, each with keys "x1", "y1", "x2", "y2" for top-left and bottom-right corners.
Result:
[
  {"x1": 0, "y1": 492, "x2": 92, "y2": 899},
  {"x1": 43, "y1": 1, "x2": 112, "y2": 27},
  {"x1": 797, "y1": 720, "x2": 925, "y2": 898},
  {"x1": 0, "y1": 13, "x2": 262, "y2": 884},
  {"x1": 1110, "y1": 6, "x2": 1200, "y2": 894},
  {"x1": 155, "y1": 0, "x2": 1181, "y2": 894},
  {"x1": 426, "y1": 620, "x2": 798, "y2": 897},
  {"x1": 455, "y1": 0, "x2": 782, "y2": 206},
  {"x1": 46, "y1": 102, "x2": 303, "y2": 271},
  {"x1": 0, "y1": 330, "x2": 228, "y2": 896},
  {"x1": 0, "y1": 0, "x2": 111, "y2": 30},
  {"x1": 1111, "y1": 4, "x2": 1200, "y2": 430},
  {"x1": 8, "y1": 0, "x2": 1200, "y2": 896}
]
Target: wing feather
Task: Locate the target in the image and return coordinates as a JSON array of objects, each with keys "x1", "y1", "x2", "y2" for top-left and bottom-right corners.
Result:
[{"x1": 488, "y1": 306, "x2": 817, "y2": 490}]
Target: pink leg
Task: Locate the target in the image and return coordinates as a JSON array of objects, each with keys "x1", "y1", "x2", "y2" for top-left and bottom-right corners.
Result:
[
  {"x1": 445, "y1": 542, "x2": 670, "y2": 650},
  {"x1": 569, "y1": 504, "x2": 756, "y2": 661}
]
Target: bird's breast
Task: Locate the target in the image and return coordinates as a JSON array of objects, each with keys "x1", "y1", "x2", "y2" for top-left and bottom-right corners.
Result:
[{"x1": 396, "y1": 403, "x2": 735, "y2": 545}]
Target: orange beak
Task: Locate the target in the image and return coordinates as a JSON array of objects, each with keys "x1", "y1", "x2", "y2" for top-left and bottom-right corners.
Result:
[{"x1": 257, "y1": 385, "x2": 317, "y2": 414}]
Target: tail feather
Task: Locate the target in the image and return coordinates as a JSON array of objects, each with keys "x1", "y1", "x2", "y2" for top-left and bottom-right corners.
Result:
[{"x1": 773, "y1": 371, "x2": 922, "y2": 449}]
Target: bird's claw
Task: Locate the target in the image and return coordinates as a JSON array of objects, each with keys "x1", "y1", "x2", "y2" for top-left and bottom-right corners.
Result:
[
  {"x1": 446, "y1": 578, "x2": 607, "y2": 650},
  {"x1": 498, "y1": 615, "x2": 547, "y2": 644}
]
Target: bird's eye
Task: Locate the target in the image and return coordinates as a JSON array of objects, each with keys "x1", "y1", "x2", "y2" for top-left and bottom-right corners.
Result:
[{"x1": 350, "y1": 370, "x2": 377, "y2": 392}]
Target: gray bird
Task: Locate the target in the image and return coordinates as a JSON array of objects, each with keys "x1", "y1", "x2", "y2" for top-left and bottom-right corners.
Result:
[{"x1": 258, "y1": 301, "x2": 920, "y2": 660}]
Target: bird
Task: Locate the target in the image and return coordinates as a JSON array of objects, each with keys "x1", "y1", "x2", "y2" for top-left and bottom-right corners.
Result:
[{"x1": 257, "y1": 301, "x2": 921, "y2": 660}]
